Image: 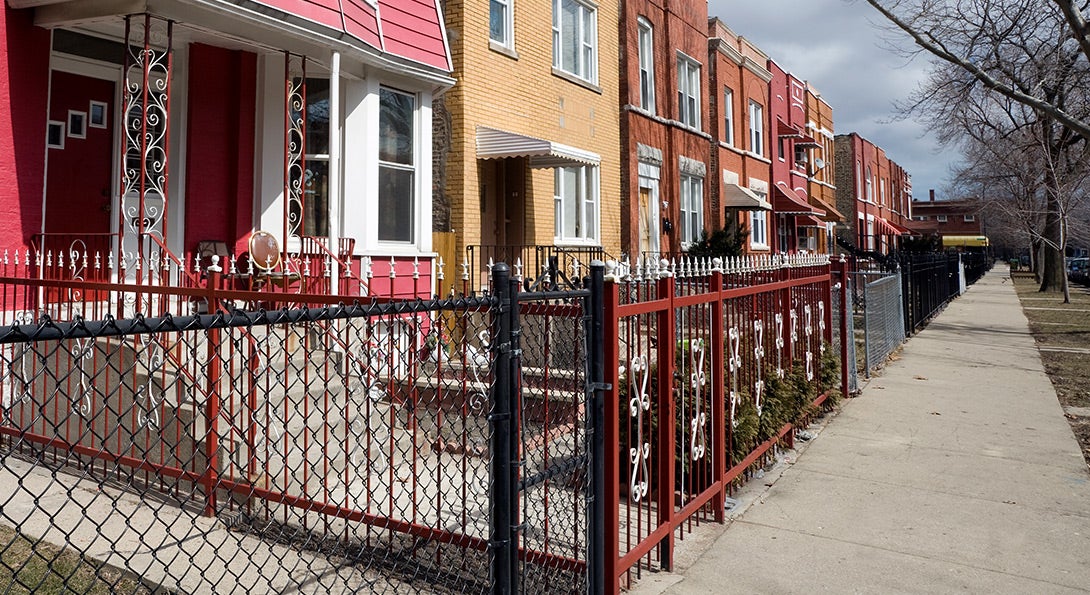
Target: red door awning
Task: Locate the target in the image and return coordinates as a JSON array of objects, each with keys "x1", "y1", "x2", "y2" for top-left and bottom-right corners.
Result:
[{"x1": 773, "y1": 184, "x2": 824, "y2": 216}]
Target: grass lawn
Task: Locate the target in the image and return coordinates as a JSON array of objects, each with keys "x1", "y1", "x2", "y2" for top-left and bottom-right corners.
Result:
[{"x1": 0, "y1": 525, "x2": 151, "y2": 594}]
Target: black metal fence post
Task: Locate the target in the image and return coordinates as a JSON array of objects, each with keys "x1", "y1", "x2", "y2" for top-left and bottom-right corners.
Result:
[
  {"x1": 585, "y1": 261, "x2": 606, "y2": 595},
  {"x1": 490, "y1": 262, "x2": 518, "y2": 595}
]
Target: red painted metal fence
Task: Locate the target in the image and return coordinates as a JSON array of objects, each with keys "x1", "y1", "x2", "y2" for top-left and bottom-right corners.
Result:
[
  {"x1": 0, "y1": 245, "x2": 848, "y2": 593},
  {"x1": 601, "y1": 255, "x2": 841, "y2": 592}
]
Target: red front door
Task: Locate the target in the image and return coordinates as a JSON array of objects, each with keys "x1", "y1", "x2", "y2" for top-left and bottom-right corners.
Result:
[
  {"x1": 43, "y1": 69, "x2": 116, "y2": 304},
  {"x1": 44, "y1": 69, "x2": 115, "y2": 257}
]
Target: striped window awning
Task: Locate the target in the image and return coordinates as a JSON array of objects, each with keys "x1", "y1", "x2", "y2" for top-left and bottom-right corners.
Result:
[
  {"x1": 476, "y1": 126, "x2": 600, "y2": 168},
  {"x1": 722, "y1": 183, "x2": 772, "y2": 211}
]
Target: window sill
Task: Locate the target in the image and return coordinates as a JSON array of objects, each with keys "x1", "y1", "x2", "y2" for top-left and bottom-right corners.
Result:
[
  {"x1": 553, "y1": 239, "x2": 602, "y2": 248},
  {"x1": 551, "y1": 67, "x2": 601, "y2": 93},
  {"x1": 489, "y1": 40, "x2": 519, "y2": 60}
]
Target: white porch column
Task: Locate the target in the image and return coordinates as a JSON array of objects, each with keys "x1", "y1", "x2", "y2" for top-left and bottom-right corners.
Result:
[{"x1": 328, "y1": 50, "x2": 342, "y2": 293}]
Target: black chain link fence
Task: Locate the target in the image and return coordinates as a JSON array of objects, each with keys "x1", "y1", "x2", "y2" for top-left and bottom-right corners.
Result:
[{"x1": 0, "y1": 269, "x2": 600, "y2": 595}]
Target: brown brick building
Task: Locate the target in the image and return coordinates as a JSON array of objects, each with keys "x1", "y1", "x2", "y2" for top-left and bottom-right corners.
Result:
[{"x1": 620, "y1": 0, "x2": 714, "y2": 257}]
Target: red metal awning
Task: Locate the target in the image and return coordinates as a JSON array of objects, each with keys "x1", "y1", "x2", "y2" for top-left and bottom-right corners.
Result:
[
  {"x1": 795, "y1": 133, "x2": 822, "y2": 148},
  {"x1": 809, "y1": 194, "x2": 845, "y2": 223},
  {"x1": 776, "y1": 120, "x2": 803, "y2": 138},
  {"x1": 796, "y1": 214, "x2": 827, "y2": 228},
  {"x1": 773, "y1": 184, "x2": 824, "y2": 216},
  {"x1": 877, "y1": 217, "x2": 911, "y2": 235}
]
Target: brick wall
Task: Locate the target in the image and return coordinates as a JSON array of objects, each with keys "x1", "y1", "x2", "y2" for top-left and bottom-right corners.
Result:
[{"x1": 442, "y1": 0, "x2": 621, "y2": 257}]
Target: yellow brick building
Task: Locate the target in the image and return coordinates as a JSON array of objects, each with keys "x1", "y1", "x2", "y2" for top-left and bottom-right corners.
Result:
[{"x1": 437, "y1": 0, "x2": 621, "y2": 288}]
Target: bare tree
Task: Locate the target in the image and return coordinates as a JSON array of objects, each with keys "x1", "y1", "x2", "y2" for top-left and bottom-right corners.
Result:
[
  {"x1": 861, "y1": 0, "x2": 1090, "y2": 138},
  {"x1": 862, "y1": 0, "x2": 1090, "y2": 292}
]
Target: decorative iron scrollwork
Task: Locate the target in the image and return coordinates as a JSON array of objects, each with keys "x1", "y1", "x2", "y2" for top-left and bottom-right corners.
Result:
[
  {"x1": 753, "y1": 319, "x2": 765, "y2": 415},
  {"x1": 689, "y1": 339, "x2": 707, "y2": 461},
  {"x1": 628, "y1": 355, "x2": 651, "y2": 503},
  {"x1": 70, "y1": 338, "x2": 94, "y2": 419}
]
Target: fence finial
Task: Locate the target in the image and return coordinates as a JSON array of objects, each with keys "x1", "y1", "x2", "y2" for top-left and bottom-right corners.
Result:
[
  {"x1": 389, "y1": 256, "x2": 397, "y2": 279},
  {"x1": 461, "y1": 257, "x2": 470, "y2": 281},
  {"x1": 604, "y1": 259, "x2": 619, "y2": 281},
  {"x1": 208, "y1": 255, "x2": 222, "y2": 274},
  {"x1": 413, "y1": 257, "x2": 420, "y2": 280},
  {"x1": 436, "y1": 256, "x2": 445, "y2": 281}
]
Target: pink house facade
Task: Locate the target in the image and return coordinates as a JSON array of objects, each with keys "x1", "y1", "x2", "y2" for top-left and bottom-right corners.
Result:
[{"x1": 1, "y1": 0, "x2": 453, "y2": 313}]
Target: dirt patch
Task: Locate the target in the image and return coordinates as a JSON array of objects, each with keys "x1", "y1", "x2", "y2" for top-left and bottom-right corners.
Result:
[
  {"x1": 0, "y1": 525, "x2": 154, "y2": 594},
  {"x1": 1014, "y1": 275, "x2": 1090, "y2": 467}
]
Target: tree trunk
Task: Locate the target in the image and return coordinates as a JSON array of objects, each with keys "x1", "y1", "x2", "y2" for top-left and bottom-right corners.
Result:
[{"x1": 1038, "y1": 186, "x2": 1065, "y2": 292}]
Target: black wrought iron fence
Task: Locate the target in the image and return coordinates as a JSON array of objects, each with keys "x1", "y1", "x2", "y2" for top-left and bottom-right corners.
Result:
[
  {"x1": 464, "y1": 245, "x2": 606, "y2": 293},
  {"x1": 899, "y1": 253, "x2": 963, "y2": 334},
  {"x1": 0, "y1": 265, "x2": 602, "y2": 594}
]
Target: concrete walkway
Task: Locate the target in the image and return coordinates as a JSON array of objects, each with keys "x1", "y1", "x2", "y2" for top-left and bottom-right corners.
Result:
[{"x1": 645, "y1": 267, "x2": 1090, "y2": 594}]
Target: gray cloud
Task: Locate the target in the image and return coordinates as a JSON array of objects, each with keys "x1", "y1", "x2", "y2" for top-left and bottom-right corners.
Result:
[{"x1": 708, "y1": 0, "x2": 962, "y2": 197}]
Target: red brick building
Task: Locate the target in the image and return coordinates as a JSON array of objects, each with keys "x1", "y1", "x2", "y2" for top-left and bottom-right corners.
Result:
[
  {"x1": 621, "y1": 0, "x2": 714, "y2": 257},
  {"x1": 769, "y1": 60, "x2": 827, "y2": 253},
  {"x1": 834, "y1": 133, "x2": 913, "y2": 255},
  {"x1": 908, "y1": 191, "x2": 984, "y2": 240},
  {"x1": 707, "y1": 19, "x2": 773, "y2": 254},
  {"x1": 803, "y1": 84, "x2": 842, "y2": 254}
]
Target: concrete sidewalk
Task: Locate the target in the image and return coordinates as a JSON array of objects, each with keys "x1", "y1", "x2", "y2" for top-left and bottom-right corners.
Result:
[{"x1": 644, "y1": 267, "x2": 1090, "y2": 594}]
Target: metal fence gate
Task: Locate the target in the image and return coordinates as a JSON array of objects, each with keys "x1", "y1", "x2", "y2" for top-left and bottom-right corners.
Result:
[
  {"x1": 489, "y1": 263, "x2": 603, "y2": 595},
  {"x1": 858, "y1": 272, "x2": 906, "y2": 376}
]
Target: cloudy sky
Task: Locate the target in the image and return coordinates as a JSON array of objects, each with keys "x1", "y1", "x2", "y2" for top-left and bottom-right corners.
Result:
[{"x1": 708, "y1": 0, "x2": 961, "y2": 198}]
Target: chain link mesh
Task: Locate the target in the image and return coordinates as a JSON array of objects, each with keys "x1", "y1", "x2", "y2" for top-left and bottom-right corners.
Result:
[
  {"x1": 0, "y1": 300, "x2": 506, "y2": 594},
  {"x1": 860, "y1": 272, "x2": 906, "y2": 375}
]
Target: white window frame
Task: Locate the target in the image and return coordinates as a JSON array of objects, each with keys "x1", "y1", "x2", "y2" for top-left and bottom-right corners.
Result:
[
  {"x1": 937, "y1": 214, "x2": 948, "y2": 222},
  {"x1": 490, "y1": 0, "x2": 515, "y2": 49},
  {"x1": 377, "y1": 86, "x2": 418, "y2": 244},
  {"x1": 879, "y1": 178, "x2": 886, "y2": 206},
  {"x1": 637, "y1": 167, "x2": 660, "y2": 255},
  {"x1": 748, "y1": 100, "x2": 764, "y2": 157},
  {"x1": 679, "y1": 172, "x2": 704, "y2": 248},
  {"x1": 866, "y1": 215, "x2": 876, "y2": 251},
  {"x1": 296, "y1": 77, "x2": 331, "y2": 238},
  {"x1": 723, "y1": 86, "x2": 734, "y2": 146},
  {"x1": 677, "y1": 53, "x2": 701, "y2": 129},
  {"x1": 637, "y1": 17, "x2": 655, "y2": 113},
  {"x1": 750, "y1": 209, "x2": 768, "y2": 249},
  {"x1": 856, "y1": 160, "x2": 863, "y2": 199},
  {"x1": 554, "y1": 165, "x2": 600, "y2": 244},
  {"x1": 553, "y1": 0, "x2": 598, "y2": 84},
  {"x1": 865, "y1": 167, "x2": 874, "y2": 202},
  {"x1": 964, "y1": 214, "x2": 975, "y2": 222},
  {"x1": 777, "y1": 213, "x2": 790, "y2": 253}
]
